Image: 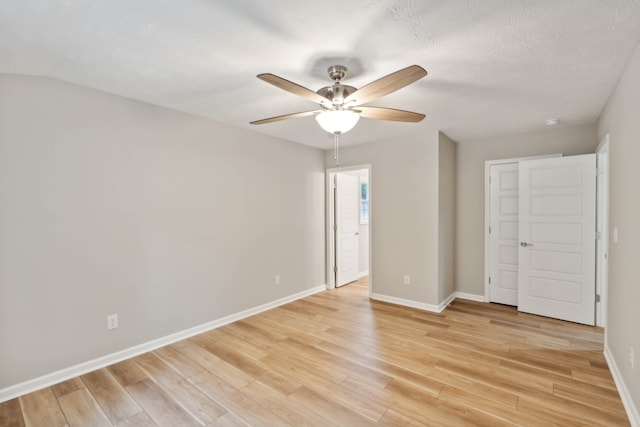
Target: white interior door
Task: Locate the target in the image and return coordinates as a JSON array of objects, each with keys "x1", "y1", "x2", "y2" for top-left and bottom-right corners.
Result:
[
  {"x1": 336, "y1": 174, "x2": 359, "y2": 287},
  {"x1": 517, "y1": 154, "x2": 596, "y2": 325},
  {"x1": 489, "y1": 163, "x2": 519, "y2": 305}
]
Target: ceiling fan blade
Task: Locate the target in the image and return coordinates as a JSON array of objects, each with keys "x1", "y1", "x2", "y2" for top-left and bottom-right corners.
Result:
[
  {"x1": 344, "y1": 65, "x2": 427, "y2": 106},
  {"x1": 250, "y1": 110, "x2": 321, "y2": 125},
  {"x1": 257, "y1": 73, "x2": 329, "y2": 105},
  {"x1": 357, "y1": 106, "x2": 425, "y2": 122}
]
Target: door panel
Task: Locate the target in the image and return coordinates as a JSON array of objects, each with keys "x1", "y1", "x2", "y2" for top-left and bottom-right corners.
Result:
[
  {"x1": 336, "y1": 174, "x2": 359, "y2": 287},
  {"x1": 489, "y1": 163, "x2": 519, "y2": 305},
  {"x1": 517, "y1": 154, "x2": 596, "y2": 325}
]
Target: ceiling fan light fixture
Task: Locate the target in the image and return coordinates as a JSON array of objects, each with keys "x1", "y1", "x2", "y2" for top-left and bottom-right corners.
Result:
[{"x1": 315, "y1": 109, "x2": 360, "y2": 134}]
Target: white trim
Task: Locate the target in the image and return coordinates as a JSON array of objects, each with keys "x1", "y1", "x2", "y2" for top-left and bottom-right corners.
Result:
[
  {"x1": 484, "y1": 154, "x2": 562, "y2": 302},
  {"x1": 370, "y1": 292, "x2": 488, "y2": 314},
  {"x1": 439, "y1": 292, "x2": 457, "y2": 311},
  {"x1": 326, "y1": 171, "x2": 336, "y2": 290},
  {"x1": 604, "y1": 345, "x2": 640, "y2": 427},
  {"x1": 454, "y1": 292, "x2": 486, "y2": 303},
  {"x1": 358, "y1": 270, "x2": 369, "y2": 279},
  {"x1": 0, "y1": 284, "x2": 326, "y2": 404},
  {"x1": 370, "y1": 293, "x2": 443, "y2": 313},
  {"x1": 595, "y1": 134, "x2": 610, "y2": 328}
]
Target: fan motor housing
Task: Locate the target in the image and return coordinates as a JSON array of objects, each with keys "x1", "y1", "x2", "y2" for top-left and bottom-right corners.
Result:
[{"x1": 317, "y1": 85, "x2": 357, "y2": 103}]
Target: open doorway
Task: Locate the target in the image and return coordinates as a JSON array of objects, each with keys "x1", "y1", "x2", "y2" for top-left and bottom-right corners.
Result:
[{"x1": 326, "y1": 165, "x2": 371, "y2": 293}]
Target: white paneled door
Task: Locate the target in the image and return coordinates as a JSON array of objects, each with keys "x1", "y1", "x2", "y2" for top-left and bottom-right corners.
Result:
[
  {"x1": 517, "y1": 154, "x2": 596, "y2": 325},
  {"x1": 489, "y1": 163, "x2": 520, "y2": 306},
  {"x1": 336, "y1": 174, "x2": 360, "y2": 287}
]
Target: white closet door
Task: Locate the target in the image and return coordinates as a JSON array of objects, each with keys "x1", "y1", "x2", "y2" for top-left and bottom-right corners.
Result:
[
  {"x1": 489, "y1": 163, "x2": 519, "y2": 306},
  {"x1": 517, "y1": 154, "x2": 596, "y2": 325}
]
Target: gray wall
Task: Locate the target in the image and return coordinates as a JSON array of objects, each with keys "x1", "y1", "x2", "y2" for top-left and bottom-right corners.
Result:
[
  {"x1": 597, "y1": 40, "x2": 640, "y2": 412},
  {"x1": 325, "y1": 134, "x2": 440, "y2": 305},
  {"x1": 455, "y1": 125, "x2": 598, "y2": 296},
  {"x1": 438, "y1": 132, "x2": 457, "y2": 302},
  {"x1": 0, "y1": 75, "x2": 326, "y2": 390}
]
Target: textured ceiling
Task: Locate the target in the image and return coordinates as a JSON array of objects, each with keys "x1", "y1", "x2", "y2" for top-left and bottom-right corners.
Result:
[{"x1": 1, "y1": 0, "x2": 640, "y2": 149}]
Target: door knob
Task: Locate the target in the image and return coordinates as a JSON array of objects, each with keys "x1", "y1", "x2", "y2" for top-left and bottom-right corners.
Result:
[{"x1": 520, "y1": 242, "x2": 533, "y2": 247}]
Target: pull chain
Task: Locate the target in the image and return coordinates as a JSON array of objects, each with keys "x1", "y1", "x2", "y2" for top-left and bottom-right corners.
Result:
[{"x1": 334, "y1": 132, "x2": 340, "y2": 166}]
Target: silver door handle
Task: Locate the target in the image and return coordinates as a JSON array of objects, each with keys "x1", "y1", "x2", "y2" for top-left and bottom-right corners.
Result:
[{"x1": 520, "y1": 242, "x2": 533, "y2": 247}]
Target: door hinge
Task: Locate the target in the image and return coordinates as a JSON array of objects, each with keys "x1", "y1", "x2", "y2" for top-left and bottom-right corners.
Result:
[
  {"x1": 489, "y1": 226, "x2": 492, "y2": 234},
  {"x1": 489, "y1": 176, "x2": 492, "y2": 184},
  {"x1": 334, "y1": 223, "x2": 337, "y2": 231},
  {"x1": 488, "y1": 276, "x2": 491, "y2": 284},
  {"x1": 334, "y1": 265, "x2": 338, "y2": 273},
  {"x1": 596, "y1": 231, "x2": 601, "y2": 240},
  {"x1": 596, "y1": 294, "x2": 601, "y2": 303}
]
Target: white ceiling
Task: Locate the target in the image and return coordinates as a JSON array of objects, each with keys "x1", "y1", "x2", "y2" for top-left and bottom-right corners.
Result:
[{"x1": 2, "y1": 1, "x2": 640, "y2": 149}]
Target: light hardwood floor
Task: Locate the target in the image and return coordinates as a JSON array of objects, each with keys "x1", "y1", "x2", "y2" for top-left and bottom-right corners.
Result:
[{"x1": 0, "y1": 277, "x2": 630, "y2": 426}]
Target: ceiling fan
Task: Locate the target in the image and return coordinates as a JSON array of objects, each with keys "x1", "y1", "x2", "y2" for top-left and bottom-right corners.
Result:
[{"x1": 250, "y1": 64, "x2": 427, "y2": 165}]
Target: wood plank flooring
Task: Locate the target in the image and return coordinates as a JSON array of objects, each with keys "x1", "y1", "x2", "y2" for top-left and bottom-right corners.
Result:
[{"x1": 1, "y1": 278, "x2": 630, "y2": 426}]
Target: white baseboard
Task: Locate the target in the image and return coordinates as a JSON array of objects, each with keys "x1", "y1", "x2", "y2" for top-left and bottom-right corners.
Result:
[
  {"x1": 439, "y1": 292, "x2": 457, "y2": 311},
  {"x1": 370, "y1": 293, "x2": 443, "y2": 313},
  {"x1": 358, "y1": 270, "x2": 369, "y2": 279},
  {"x1": 454, "y1": 291, "x2": 486, "y2": 303},
  {"x1": 370, "y1": 291, "x2": 487, "y2": 314},
  {"x1": 0, "y1": 284, "x2": 326, "y2": 404},
  {"x1": 604, "y1": 344, "x2": 640, "y2": 427}
]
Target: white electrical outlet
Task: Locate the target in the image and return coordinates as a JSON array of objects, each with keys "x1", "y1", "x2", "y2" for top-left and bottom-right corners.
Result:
[
  {"x1": 404, "y1": 275, "x2": 411, "y2": 285},
  {"x1": 107, "y1": 314, "x2": 119, "y2": 330},
  {"x1": 274, "y1": 275, "x2": 281, "y2": 286},
  {"x1": 630, "y1": 347, "x2": 635, "y2": 370}
]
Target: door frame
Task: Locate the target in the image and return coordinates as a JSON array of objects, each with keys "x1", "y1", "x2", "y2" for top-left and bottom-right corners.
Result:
[
  {"x1": 596, "y1": 134, "x2": 610, "y2": 328},
  {"x1": 484, "y1": 154, "x2": 561, "y2": 302},
  {"x1": 326, "y1": 164, "x2": 372, "y2": 295}
]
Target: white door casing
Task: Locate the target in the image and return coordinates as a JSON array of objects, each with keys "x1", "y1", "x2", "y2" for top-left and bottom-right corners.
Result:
[
  {"x1": 517, "y1": 154, "x2": 596, "y2": 325},
  {"x1": 595, "y1": 136, "x2": 609, "y2": 327},
  {"x1": 489, "y1": 163, "x2": 519, "y2": 305},
  {"x1": 336, "y1": 173, "x2": 360, "y2": 287}
]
